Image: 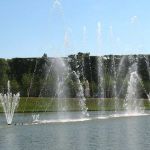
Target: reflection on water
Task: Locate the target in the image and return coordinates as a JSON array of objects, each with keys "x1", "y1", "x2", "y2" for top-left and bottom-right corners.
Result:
[{"x1": 0, "y1": 111, "x2": 150, "y2": 150}]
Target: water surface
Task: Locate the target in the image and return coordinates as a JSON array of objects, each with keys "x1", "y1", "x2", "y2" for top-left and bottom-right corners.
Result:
[{"x1": 0, "y1": 111, "x2": 150, "y2": 150}]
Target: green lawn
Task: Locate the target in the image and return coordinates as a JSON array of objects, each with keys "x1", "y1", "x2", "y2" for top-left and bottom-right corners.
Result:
[{"x1": 0, "y1": 97, "x2": 150, "y2": 113}]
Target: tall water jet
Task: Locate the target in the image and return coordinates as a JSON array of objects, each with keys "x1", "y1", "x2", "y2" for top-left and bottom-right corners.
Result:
[
  {"x1": 97, "y1": 57, "x2": 105, "y2": 113},
  {"x1": 72, "y1": 71, "x2": 89, "y2": 117},
  {"x1": 114, "y1": 56, "x2": 129, "y2": 112},
  {"x1": 68, "y1": 54, "x2": 89, "y2": 117},
  {"x1": 0, "y1": 81, "x2": 20, "y2": 125},
  {"x1": 97, "y1": 22, "x2": 102, "y2": 51},
  {"x1": 53, "y1": 58, "x2": 69, "y2": 112},
  {"x1": 111, "y1": 56, "x2": 118, "y2": 112},
  {"x1": 56, "y1": 76, "x2": 68, "y2": 111},
  {"x1": 124, "y1": 63, "x2": 144, "y2": 114}
]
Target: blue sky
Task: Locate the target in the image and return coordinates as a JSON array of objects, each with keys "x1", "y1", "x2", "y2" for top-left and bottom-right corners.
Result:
[{"x1": 0, "y1": 0, "x2": 150, "y2": 58}]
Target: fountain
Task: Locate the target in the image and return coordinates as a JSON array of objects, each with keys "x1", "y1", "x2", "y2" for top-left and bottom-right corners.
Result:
[
  {"x1": 32, "y1": 114, "x2": 40, "y2": 122},
  {"x1": 111, "y1": 56, "x2": 118, "y2": 112},
  {"x1": 0, "y1": 54, "x2": 149, "y2": 125},
  {"x1": 56, "y1": 76, "x2": 68, "y2": 111},
  {"x1": 53, "y1": 58, "x2": 69, "y2": 112},
  {"x1": 72, "y1": 71, "x2": 89, "y2": 117},
  {"x1": 115, "y1": 56, "x2": 129, "y2": 112},
  {"x1": 124, "y1": 63, "x2": 144, "y2": 115},
  {"x1": 97, "y1": 57, "x2": 105, "y2": 113},
  {"x1": 32, "y1": 56, "x2": 89, "y2": 124},
  {"x1": 97, "y1": 55, "x2": 150, "y2": 117},
  {"x1": 124, "y1": 71, "x2": 143, "y2": 114},
  {"x1": 106, "y1": 55, "x2": 148, "y2": 116},
  {"x1": 68, "y1": 54, "x2": 89, "y2": 117},
  {"x1": 0, "y1": 81, "x2": 20, "y2": 125}
]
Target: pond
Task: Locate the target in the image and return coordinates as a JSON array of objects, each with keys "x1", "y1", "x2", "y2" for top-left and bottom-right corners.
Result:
[{"x1": 0, "y1": 111, "x2": 150, "y2": 150}]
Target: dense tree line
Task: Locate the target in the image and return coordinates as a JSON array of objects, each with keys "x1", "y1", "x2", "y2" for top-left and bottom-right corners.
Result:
[{"x1": 0, "y1": 53, "x2": 150, "y2": 98}]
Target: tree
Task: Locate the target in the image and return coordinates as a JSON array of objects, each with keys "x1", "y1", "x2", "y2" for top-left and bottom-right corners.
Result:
[{"x1": 0, "y1": 59, "x2": 9, "y2": 92}]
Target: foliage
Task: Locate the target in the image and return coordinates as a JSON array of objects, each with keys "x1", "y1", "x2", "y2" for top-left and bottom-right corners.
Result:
[{"x1": 0, "y1": 53, "x2": 150, "y2": 99}]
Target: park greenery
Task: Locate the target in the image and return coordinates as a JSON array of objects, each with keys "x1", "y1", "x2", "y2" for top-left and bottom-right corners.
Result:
[
  {"x1": 0, "y1": 53, "x2": 150, "y2": 112},
  {"x1": 0, "y1": 53, "x2": 150, "y2": 97},
  {"x1": 0, "y1": 97, "x2": 149, "y2": 113}
]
